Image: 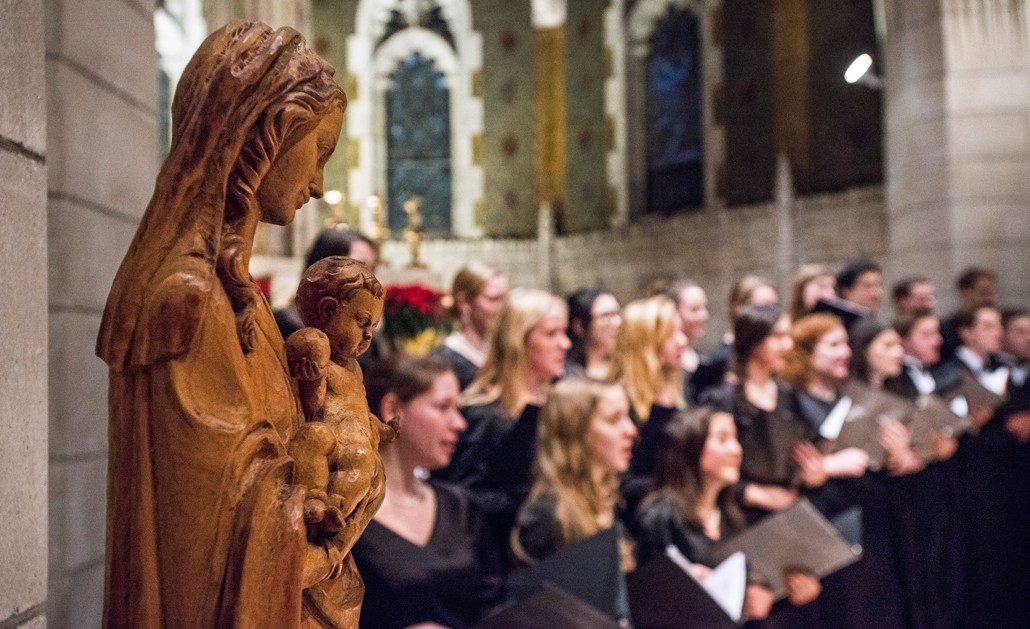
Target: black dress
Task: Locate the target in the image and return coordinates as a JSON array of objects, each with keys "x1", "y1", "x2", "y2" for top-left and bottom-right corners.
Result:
[
  {"x1": 793, "y1": 389, "x2": 907, "y2": 629},
  {"x1": 436, "y1": 401, "x2": 541, "y2": 566},
  {"x1": 884, "y1": 368, "x2": 965, "y2": 629},
  {"x1": 621, "y1": 404, "x2": 678, "y2": 527},
  {"x1": 701, "y1": 381, "x2": 813, "y2": 523},
  {"x1": 353, "y1": 482, "x2": 504, "y2": 629},
  {"x1": 433, "y1": 344, "x2": 480, "y2": 392},
  {"x1": 634, "y1": 494, "x2": 729, "y2": 567}
]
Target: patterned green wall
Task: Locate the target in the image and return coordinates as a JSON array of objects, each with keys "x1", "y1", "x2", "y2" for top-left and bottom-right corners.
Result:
[
  {"x1": 312, "y1": 0, "x2": 357, "y2": 224},
  {"x1": 563, "y1": 0, "x2": 612, "y2": 233},
  {"x1": 473, "y1": 0, "x2": 538, "y2": 237}
]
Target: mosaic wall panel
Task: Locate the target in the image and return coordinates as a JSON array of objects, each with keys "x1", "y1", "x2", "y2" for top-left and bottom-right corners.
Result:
[
  {"x1": 473, "y1": 0, "x2": 537, "y2": 237},
  {"x1": 563, "y1": 0, "x2": 613, "y2": 233},
  {"x1": 312, "y1": 0, "x2": 358, "y2": 222}
]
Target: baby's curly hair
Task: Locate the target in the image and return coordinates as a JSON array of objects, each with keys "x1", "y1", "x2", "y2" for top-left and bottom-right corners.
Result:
[{"x1": 296, "y1": 256, "x2": 384, "y2": 327}]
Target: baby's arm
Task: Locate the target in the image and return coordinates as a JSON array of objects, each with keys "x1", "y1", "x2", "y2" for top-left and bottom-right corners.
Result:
[{"x1": 285, "y1": 327, "x2": 330, "y2": 421}]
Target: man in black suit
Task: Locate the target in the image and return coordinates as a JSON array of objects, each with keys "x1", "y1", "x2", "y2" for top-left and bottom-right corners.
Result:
[
  {"x1": 939, "y1": 267, "x2": 998, "y2": 362},
  {"x1": 934, "y1": 304, "x2": 1007, "y2": 425},
  {"x1": 939, "y1": 304, "x2": 1026, "y2": 628},
  {"x1": 1001, "y1": 308, "x2": 1030, "y2": 391}
]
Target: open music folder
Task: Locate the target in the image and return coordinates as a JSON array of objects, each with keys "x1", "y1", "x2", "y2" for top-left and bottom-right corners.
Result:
[{"x1": 711, "y1": 498, "x2": 861, "y2": 600}]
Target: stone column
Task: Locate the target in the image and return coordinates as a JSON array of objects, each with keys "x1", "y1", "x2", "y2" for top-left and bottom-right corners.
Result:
[
  {"x1": 884, "y1": 0, "x2": 1030, "y2": 310},
  {"x1": 0, "y1": 1, "x2": 47, "y2": 627},
  {"x1": 45, "y1": 0, "x2": 159, "y2": 625}
]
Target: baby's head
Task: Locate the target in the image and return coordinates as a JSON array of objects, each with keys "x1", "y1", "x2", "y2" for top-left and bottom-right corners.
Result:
[{"x1": 297, "y1": 256, "x2": 384, "y2": 358}]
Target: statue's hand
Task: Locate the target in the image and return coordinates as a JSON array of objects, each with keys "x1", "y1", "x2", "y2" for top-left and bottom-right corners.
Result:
[
  {"x1": 302, "y1": 535, "x2": 345, "y2": 589},
  {"x1": 303, "y1": 488, "x2": 344, "y2": 540},
  {"x1": 294, "y1": 356, "x2": 325, "y2": 382},
  {"x1": 285, "y1": 328, "x2": 331, "y2": 382}
]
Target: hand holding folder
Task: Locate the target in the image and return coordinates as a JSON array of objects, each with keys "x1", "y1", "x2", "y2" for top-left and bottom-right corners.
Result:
[
  {"x1": 626, "y1": 551, "x2": 745, "y2": 629},
  {"x1": 819, "y1": 382, "x2": 913, "y2": 471},
  {"x1": 711, "y1": 499, "x2": 861, "y2": 600}
]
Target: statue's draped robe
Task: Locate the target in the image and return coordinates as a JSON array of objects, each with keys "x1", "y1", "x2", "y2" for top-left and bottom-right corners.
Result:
[
  {"x1": 96, "y1": 21, "x2": 359, "y2": 628},
  {"x1": 104, "y1": 282, "x2": 309, "y2": 627}
]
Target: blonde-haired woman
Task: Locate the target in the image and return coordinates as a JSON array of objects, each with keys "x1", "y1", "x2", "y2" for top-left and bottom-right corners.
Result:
[
  {"x1": 436, "y1": 288, "x2": 570, "y2": 554},
  {"x1": 611, "y1": 295, "x2": 688, "y2": 478},
  {"x1": 513, "y1": 377, "x2": 637, "y2": 571},
  {"x1": 435, "y1": 261, "x2": 510, "y2": 390}
]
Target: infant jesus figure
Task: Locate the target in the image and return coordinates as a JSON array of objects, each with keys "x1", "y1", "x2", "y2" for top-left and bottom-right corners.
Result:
[{"x1": 286, "y1": 256, "x2": 397, "y2": 560}]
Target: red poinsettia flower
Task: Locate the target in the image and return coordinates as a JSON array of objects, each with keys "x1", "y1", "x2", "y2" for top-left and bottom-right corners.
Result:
[{"x1": 383, "y1": 283, "x2": 447, "y2": 348}]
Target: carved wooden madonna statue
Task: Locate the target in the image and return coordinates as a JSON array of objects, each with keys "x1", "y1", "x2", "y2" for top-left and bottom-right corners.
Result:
[{"x1": 96, "y1": 21, "x2": 381, "y2": 628}]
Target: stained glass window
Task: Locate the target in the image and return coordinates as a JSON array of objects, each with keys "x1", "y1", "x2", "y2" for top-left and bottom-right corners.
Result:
[
  {"x1": 386, "y1": 52, "x2": 452, "y2": 233},
  {"x1": 645, "y1": 7, "x2": 704, "y2": 213}
]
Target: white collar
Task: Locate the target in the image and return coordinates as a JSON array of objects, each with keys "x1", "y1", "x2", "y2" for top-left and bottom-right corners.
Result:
[
  {"x1": 955, "y1": 346, "x2": 986, "y2": 373},
  {"x1": 444, "y1": 331, "x2": 487, "y2": 367}
]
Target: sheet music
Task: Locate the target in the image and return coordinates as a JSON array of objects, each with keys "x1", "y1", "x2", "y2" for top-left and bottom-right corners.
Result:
[
  {"x1": 664, "y1": 546, "x2": 746, "y2": 622},
  {"x1": 818, "y1": 396, "x2": 853, "y2": 440}
]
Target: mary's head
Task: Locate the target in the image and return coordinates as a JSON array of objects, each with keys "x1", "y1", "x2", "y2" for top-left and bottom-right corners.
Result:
[
  {"x1": 98, "y1": 22, "x2": 349, "y2": 368},
  {"x1": 180, "y1": 22, "x2": 348, "y2": 352}
]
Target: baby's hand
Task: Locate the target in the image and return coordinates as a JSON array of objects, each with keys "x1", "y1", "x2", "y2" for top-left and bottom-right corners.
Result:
[{"x1": 303, "y1": 488, "x2": 344, "y2": 540}]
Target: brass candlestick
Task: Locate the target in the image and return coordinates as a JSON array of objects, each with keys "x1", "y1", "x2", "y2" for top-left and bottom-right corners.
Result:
[
  {"x1": 366, "y1": 193, "x2": 388, "y2": 246},
  {"x1": 404, "y1": 195, "x2": 426, "y2": 269}
]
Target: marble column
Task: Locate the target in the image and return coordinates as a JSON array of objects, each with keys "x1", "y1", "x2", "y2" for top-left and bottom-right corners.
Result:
[
  {"x1": 45, "y1": 0, "x2": 159, "y2": 625},
  {"x1": 0, "y1": 1, "x2": 47, "y2": 627},
  {"x1": 884, "y1": 0, "x2": 1030, "y2": 311}
]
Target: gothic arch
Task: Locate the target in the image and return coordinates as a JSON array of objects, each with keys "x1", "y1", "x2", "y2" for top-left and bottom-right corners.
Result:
[
  {"x1": 350, "y1": 0, "x2": 483, "y2": 237},
  {"x1": 623, "y1": 0, "x2": 724, "y2": 216}
]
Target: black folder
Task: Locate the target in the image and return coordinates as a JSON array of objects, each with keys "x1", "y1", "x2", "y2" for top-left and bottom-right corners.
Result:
[
  {"x1": 827, "y1": 382, "x2": 914, "y2": 471},
  {"x1": 627, "y1": 555, "x2": 738, "y2": 629},
  {"x1": 811, "y1": 298, "x2": 867, "y2": 330},
  {"x1": 938, "y1": 370, "x2": 1006, "y2": 415},
  {"x1": 711, "y1": 499, "x2": 861, "y2": 600},
  {"x1": 506, "y1": 526, "x2": 630, "y2": 621},
  {"x1": 473, "y1": 583, "x2": 622, "y2": 629}
]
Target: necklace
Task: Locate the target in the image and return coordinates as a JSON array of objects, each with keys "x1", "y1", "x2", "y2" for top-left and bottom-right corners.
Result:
[
  {"x1": 701, "y1": 508, "x2": 722, "y2": 533},
  {"x1": 386, "y1": 483, "x2": 428, "y2": 509}
]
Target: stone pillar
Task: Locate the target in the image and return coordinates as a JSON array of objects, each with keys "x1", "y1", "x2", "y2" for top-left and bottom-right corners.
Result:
[
  {"x1": 884, "y1": 0, "x2": 1030, "y2": 311},
  {"x1": 45, "y1": 0, "x2": 159, "y2": 625},
  {"x1": 205, "y1": 0, "x2": 312, "y2": 39},
  {"x1": 0, "y1": 1, "x2": 47, "y2": 627}
]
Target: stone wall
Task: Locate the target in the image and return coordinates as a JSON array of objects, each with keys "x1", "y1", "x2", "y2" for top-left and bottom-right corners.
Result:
[
  {"x1": 45, "y1": 0, "x2": 159, "y2": 626},
  {"x1": 0, "y1": 2, "x2": 47, "y2": 627}
]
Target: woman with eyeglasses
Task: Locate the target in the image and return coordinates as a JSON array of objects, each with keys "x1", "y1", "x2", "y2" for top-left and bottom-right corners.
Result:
[{"x1": 565, "y1": 288, "x2": 622, "y2": 381}]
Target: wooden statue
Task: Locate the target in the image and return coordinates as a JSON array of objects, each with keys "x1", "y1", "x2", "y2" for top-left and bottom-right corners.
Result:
[{"x1": 95, "y1": 20, "x2": 377, "y2": 628}]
